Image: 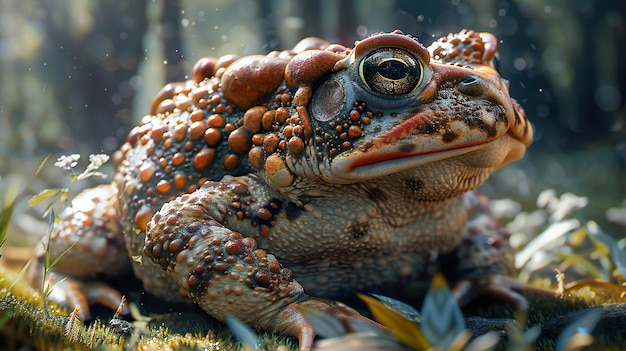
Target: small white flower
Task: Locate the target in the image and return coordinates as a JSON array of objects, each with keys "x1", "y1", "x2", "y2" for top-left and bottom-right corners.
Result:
[
  {"x1": 88, "y1": 154, "x2": 110, "y2": 169},
  {"x1": 76, "y1": 153, "x2": 110, "y2": 181},
  {"x1": 54, "y1": 154, "x2": 80, "y2": 170}
]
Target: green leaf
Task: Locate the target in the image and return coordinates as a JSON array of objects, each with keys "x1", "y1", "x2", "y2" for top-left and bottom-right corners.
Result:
[
  {"x1": 0, "y1": 182, "x2": 22, "y2": 253},
  {"x1": 0, "y1": 201, "x2": 14, "y2": 252},
  {"x1": 521, "y1": 325, "x2": 542, "y2": 347},
  {"x1": 464, "y1": 331, "x2": 501, "y2": 351},
  {"x1": 59, "y1": 189, "x2": 68, "y2": 202},
  {"x1": 300, "y1": 306, "x2": 347, "y2": 339},
  {"x1": 515, "y1": 219, "x2": 580, "y2": 267},
  {"x1": 359, "y1": 293, "x2": 430, "y2": 350},
  {"x1": 4, "y1": 179, "x2": 21, "y2": 208},
  {"x1": 27, "y1": 188, "x2": 66, "y2": 207},
  {"x1": 611, "y1": 241, "x2": 626, "y2": 280},
  {"x1": 44, "y1": 243, "x2": 51, "y2": 271},
  {"x1": 505, "y1": 310, "x2": 539, "y2": 351},
  {"x1": 48, "y1": 240, "x2": 78, "y2": 270},
  {"x1": 45, "y1": 276, "x2": 68, "y2": 298},
  {"x1": 8, "y1": 259, "x2": 32, "y2": 291},
  {"x1": 48, "y1": 207, "x2": 56, "y2": 230},
  {"x1": 369, "y1": 293, "x2": 421, "y2": 322},
  {"x1": 34, "y1": 154, "x2": 52, "y2": 176},
  {"x1": 555, "y1": 307, "x2": 603, "y2": 351},
  {"x1": 226, "y1": 315, "x2": 260, "y2": 351},
  {"x1": 314, "y1": 332, "x2": 413, "y2": 351},
  {"x1": 554, "y1": 252, "x2": 603, "y2": 279},
  {"x1": 420, "y1": 273, "x2": 466, "y2": 349}
]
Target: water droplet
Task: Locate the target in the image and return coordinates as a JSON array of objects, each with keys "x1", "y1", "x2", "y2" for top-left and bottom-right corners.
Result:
[
  {"x1": 514, "y1": 58, "x2": 527, "y2": 71},
  {"x1": 356, "y1": 25, "x2": 368, "y2": 37},
  {"x1": 595, "y1": 84, "x2": 621, "y2": 112},
  {"x1": 536, "y1": 104, "x2": 549, "y2": 118}
]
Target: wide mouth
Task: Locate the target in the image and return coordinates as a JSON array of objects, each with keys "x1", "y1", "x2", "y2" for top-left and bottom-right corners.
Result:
[
  {"x1": 326, "y1": 107, "x2": 511, "y2": 182},
  {"x1": 329, "y1": 141, "x2": 486, "y2": 181}
]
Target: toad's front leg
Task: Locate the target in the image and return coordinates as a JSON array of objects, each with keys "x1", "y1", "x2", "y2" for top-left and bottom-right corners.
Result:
[{"x1": 144, "y1": 176, "x2": 381, "y2": 351}]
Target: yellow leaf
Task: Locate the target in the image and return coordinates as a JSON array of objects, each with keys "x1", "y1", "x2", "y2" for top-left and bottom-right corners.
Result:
[
  {"x1": 569, "y1": 228, "x2": 587, "y2": 247},
  {"x1": 359, "y1": 293, "x2": 430, "y2": 350},
  {"x1": 587, "y1": 234, "x2": 610, "y2": 259},
  {"x1": 27, "y1": 188, "x2": 66, "y2": 207},
  {"x1": 34, "y1": 154, "x2": 52, "y2": 176}
]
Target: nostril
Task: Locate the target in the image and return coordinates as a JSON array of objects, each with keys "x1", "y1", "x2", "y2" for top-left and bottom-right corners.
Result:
[{"x1": 457, "y1": 76, "x2": 485, "y2": 97}]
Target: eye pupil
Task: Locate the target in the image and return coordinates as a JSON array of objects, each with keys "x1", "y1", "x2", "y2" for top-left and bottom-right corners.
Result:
[
  {"x1": 360, "y1": 48, "x2": 423, "y2": 96},
  {"x1": 377, "y1": 59, "x2": 409, "y2": 80}
]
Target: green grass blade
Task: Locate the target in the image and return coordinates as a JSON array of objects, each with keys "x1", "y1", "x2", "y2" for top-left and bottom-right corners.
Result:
[
  {"x1": 48, "y1": 240, "x2": 77, "y2": 270},
  {"x1": 226, "y1": 315, "x2": 260, "y2": 351},
  {"x1": 8, "y1": 259, "x2": 32, "y2": 291},
  {"x1": 27, "y1": 188, "x2": 65, "y2": 207},
  {"x1": 0, "y1": 203, "x2": 13, "y2": 251},
  {"x1": 0, "y1": 183, "x2": 22, "y2": 253},
  {"x1": 34, "y1": 154, "x2": 52, "y2": 176}
]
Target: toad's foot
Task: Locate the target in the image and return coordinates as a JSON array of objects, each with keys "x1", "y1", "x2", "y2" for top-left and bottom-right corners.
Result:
[
  {"x1": 43, "y1": 273, "x2": 128, "y2": 320},
  {"x1": 445, "y1": 192, "x2": 555, "y2": 310},
  {"x1": 273, "y1": 297, "x2": 388, "y2": 351},
  {"x1": 452, "y1": 274, "x2": 555, "y2": 310},
  {"x1": 27, "y1": 184, "x2": 131, "y2": 320}
]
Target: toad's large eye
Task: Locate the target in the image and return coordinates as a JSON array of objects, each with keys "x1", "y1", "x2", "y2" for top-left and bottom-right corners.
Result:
[{"x1": 359, "y1": 48, "x2": 423, "y2": 96}]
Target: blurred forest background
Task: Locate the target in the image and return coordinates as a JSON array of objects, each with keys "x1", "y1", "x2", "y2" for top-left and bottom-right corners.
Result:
[{"x1": 0, "y1": 0, "x2": 624, "y2": 249}]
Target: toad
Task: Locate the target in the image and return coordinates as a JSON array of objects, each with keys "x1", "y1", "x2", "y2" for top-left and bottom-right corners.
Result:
[{"x1": 31, "y1": 30, "x2": 537, "y2": 350}]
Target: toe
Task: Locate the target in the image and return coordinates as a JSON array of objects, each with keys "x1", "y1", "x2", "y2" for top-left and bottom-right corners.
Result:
[
  {"x1": 453, "y1": 275, "x2": 555, "y2": 310},
  {"x1": 272, "y1": 297, "x2": 387, "y2": 351},
  {"x1": 46, "y1": 274, "x2": 125, "y2": 320}
]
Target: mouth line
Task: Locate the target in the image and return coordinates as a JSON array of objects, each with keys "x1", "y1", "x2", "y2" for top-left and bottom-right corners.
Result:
[
  {"x1": 346, "y1": 107, "x2": 504, "y2": 171},
  {"x1": 345, "y1": 139, "x2": 488, "y2": 171}
]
